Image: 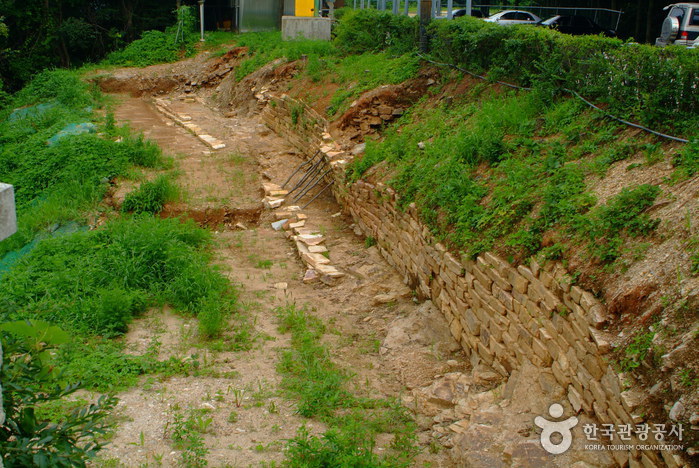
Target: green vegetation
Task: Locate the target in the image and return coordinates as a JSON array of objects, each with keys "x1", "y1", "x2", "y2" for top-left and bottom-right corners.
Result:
[
  {"x1": 333, "y1": 8, "x2": 418, "y2": 55},
  {"x1": 619, "y1": 329, "x2": 657, "y2": 372},
  {"x1": 171, "y1": 407, "x2": 212, "y2": 467},
  {"x1": 0, "y1": 70, "x2": 165, "y2": 258},
  {"x1": 349, "y1": 86, "x2": 665, "y2": 265},
  {"x1": 0, "y1": 61, "x2": 242, "y2": 465},
  {"x1": 122, "y1": 175, "x2": 179, "y2": 214},
  {"x1": 0, "y1": 321, "x2": 117, "y2": 466},
  {"x1": 0, "y1": 216, "x2": 232, "y2": 336},
  {"x1": 276, "y1": 305, "x2": 418, "y2": 467},
  {"x1": 232, "y1": 31, "x2": 335, "y2": 82},
  {"x1": 428, "y1": 15, "x2": 699, "y2": 129},
  {"x1": 104, "y1": 6, "x2": 198, "y2": 68}
]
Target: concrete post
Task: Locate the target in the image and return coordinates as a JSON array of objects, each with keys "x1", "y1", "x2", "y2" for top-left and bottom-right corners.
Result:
[
  {"x1": 404, "y1": 0, "x2": 409, "y2": 15},
  {"x1": 393, "y1": 0, "x2": 399, "y2": 15},
  {"x1": 419, "y1": 0, "x2": 431, "y2": 51},
  {"x1": 0, "y1": 183, "x2": 17, "y2": 242},
  {"x1": 447, "y1": 0, "x2": 453, "y2": 19},
  {"x1": 198, "y1": 0, "x2": 205, "y2": 41},
  {"x1": 466, "y1": 0, "x2": 472, "y2": 16}
]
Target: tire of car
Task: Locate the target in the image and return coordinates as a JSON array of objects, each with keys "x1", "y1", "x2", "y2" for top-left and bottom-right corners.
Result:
[{"x1": 659, "y1": 16, "x2": 680, "y2": 43}]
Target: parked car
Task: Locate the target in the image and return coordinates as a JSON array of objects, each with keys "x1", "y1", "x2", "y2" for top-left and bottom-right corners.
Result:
[
  {"x1": 453, "y1": 9, "x2": 483, "y2": 18},
  {"x1": 655, "y1": 3, "x2": 699, "y2": 47},
  {"x1": 539, "y1": 15, "x2": 616, "y2": 37},
  {"x1": 484, "y1": 10, "x2": 541, "y2": 26}
]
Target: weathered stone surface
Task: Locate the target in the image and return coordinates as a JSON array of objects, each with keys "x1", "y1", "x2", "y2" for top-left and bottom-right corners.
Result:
[{"x1": 0, "y1": 183, "x2": 17, "y2": 242}]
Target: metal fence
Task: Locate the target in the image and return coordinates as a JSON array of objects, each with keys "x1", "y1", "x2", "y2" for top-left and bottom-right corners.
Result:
[{"x1": 350, "y1": 1, "x2": 623, "y2": 30}]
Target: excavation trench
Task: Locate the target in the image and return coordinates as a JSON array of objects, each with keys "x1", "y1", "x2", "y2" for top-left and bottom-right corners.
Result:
[
  {"x1": 97, "y1": 59, "x2": 660, "y2": 466},
  {"x1": 99, "y1": 90, "x2": 466, "y2": 467}
]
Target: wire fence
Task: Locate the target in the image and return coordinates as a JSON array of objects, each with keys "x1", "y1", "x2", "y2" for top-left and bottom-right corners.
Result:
[{"x1": 350, "y1": 1, "x2": 623, "y2": 29}]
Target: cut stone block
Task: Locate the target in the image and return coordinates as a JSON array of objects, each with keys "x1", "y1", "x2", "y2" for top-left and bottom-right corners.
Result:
[
  {"x1": 297, "y1": 234, "x2": 324, "y2": 246},
  {"x1": 308, "y1": 245, "x2": 328, "y2": 254},
  {"x1": 0, "y1": 183, "x2": 17, "y2": 242},
  {"x1": 262, "y1": 182, "x2": 282, "y2": 193},
  {"x1": 269, "y1": 190, "x2": 289, "y2": 197},
  {"x1": 289, "y1": 221, "x2": 306, "y2": 229},
  {"x1": 264, "y1": 197, "x2": 284, "y2": 209},
  {"x1": 271, "y1": 219, "x2": 289, "y2": 231},
  {"x1": 315, "y1": 263, "x2": 344, "y2": 278},
  {"x1": 302, "y1": 251, "x2": 330, "y2": 267}
]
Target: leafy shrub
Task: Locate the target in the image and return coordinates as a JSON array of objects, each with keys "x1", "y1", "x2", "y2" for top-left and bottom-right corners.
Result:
[
  {"x1": 428, "y1": 17, "x2": 699, "y2": 130},
  {"x1": 334, "y1": 9, "x2": 418, "y2": 54},
  {"x1": 105, "y1": 30, "x2": 191, "y2": 67},
  {"x1": 0, "y1": 321, "x2": 117, "y2": 466},
  {"x1": 0, "y1": 216, "x2": 232, "y2": 336},
  {"x1": 12, "y1": 69, "x2": 96, "y2": 109},
  {"x1": 122, "y1": 175, "x2": 179, "y2": 214}
]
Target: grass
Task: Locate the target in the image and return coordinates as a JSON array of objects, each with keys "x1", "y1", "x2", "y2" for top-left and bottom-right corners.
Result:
[
  {"x1": 0, "y1": 69, "x2": 166, "y2": 258},
  {"x1": 122, "y1": 174, "x2": 180, "y2": 214},
  {"x1": 275, "y1": 304, "x2": 418, "y2": 467},
  {"x1": 0, "y1": 216, "x2": 232, "y2": 336},
  {"x1": 348, "y1": 84, "x2": 665, "y2": 268}
]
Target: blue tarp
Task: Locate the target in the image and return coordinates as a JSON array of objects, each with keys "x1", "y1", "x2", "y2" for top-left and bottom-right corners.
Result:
[{"x1": 47, "y1": 122, "x2": 97, "y2": 146}]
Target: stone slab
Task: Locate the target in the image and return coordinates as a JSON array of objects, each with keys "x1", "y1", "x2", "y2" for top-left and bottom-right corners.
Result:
[{"x1": 0, "y1": 183, "x2": 17, "y2": 242}]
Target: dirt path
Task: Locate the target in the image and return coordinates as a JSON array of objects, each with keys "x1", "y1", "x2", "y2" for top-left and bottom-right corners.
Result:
[{"x1": 96, "y1": 93, "x2": 463, "y2": 467}]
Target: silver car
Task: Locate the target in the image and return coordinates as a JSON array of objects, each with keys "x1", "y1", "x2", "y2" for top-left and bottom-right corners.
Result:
[
  {"x1": 484, "y1": 10, "x2": 542, "y2": 26},
  {"x1": 656, "y1": 3, "x2": 699, "y2": 47}
]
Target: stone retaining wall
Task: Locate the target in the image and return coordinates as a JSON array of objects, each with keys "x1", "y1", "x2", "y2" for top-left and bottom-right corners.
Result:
[{"x1": 260, "y1": 94, "x2": 684, "y2": 468}]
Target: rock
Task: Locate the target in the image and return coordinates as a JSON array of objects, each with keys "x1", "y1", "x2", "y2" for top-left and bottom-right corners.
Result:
[
  {"x1": 373, "y1": 293, "x2": 397, "y2": 305},
  {"x1": 690, "y1": 413, "x2": 699, "y2": 425},
  {"x1": 264, "y1": 197, "x2": 284, "y2": 209},
  {"x1": 303, "y1": 269, "x2": 318, "y2": 283},
  {"x1": 234, "y1": 222, "x2": 247, "y2": 230},
  {"x1": 308, "y1": 245, "x2": 328, "y2": 254},
  {"x1": 669, "y1": 399, "x2": 685, "y2": 422},
  {"x1": 297, "y1": 234, "x2": 324, "y2": 246},
  {"x1": 417, "y1": 141, "x2": 426, "y2": 150},
  {"x1": 271, "y1": 219, "x2": 289, "y2": 231},
  {"x1": 274, "y1": 282, "x2": 287, "y2": 290},
  {"x1": 314, "y1": 263, "x2": 344, "y2": 278},
  {"x1": 473, "y1": 365, "x2": 501, "y2": 386},
  {"x1": 448, "y1": 419, "x2": 469, "y2": 434},
  {"x1": 381, "y1": 300, "x2": 461, "y2": 355},
  {"x1": 351, "y1": 143, "x2": 366, "y2": 155}
]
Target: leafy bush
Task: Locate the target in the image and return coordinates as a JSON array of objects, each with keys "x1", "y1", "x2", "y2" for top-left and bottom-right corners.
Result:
[
  {"x1": 12, "y1": 69, "x2": 96, "y2": 109},
  {"x1": 0, "y1": 321, "x2": 117, "y2": 466},
  {"x1": 334, "y1": 9, "x2": 418, "y2": 54},
  {"x1": 105, "y1": 30, "x2": 192, "y2": 67},
  {"x1": 428, "y1": 17, "x2": 699, "y2": 130},
  {"x1": 0, "y1": 216, "x2": 233, "y2": 336},
  {"x1": 122, "y1": 175, "x2": 179, "y2": 214}
]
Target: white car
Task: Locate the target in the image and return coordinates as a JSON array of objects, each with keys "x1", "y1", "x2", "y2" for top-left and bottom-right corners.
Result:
[
  {"x1": 656, "y1": 3, "x2": 699, "y2": 47},
  {"x1": 484, "y1": 10, "x2": 542, "y2": 26}
]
